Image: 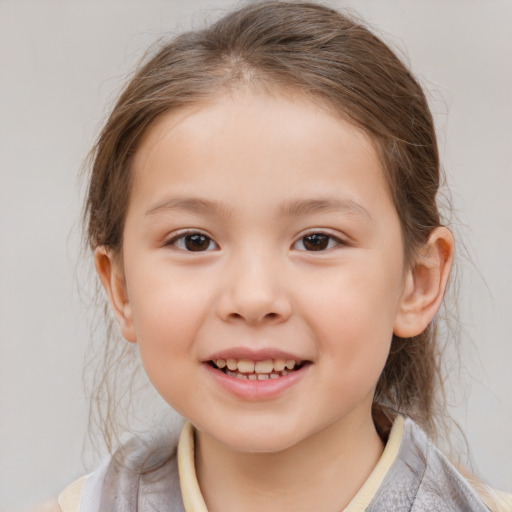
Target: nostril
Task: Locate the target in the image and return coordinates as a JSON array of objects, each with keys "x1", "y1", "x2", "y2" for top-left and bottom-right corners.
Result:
[{"x1": 228, "y1": 312, "x2": 279, "y2": 322}]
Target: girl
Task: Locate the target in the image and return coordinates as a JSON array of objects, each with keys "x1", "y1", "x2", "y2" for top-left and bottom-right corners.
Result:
[{"x1": 38, "y1": 2, "x2": 511, "y2": 511}]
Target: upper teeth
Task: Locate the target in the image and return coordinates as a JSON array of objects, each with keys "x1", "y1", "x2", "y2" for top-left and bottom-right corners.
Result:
[{"x1": 216, "y1": 358, "x2": 297, "y2": 374}]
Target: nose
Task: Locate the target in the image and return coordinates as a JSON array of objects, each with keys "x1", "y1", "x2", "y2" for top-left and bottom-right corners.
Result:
[{"x1": 216, "y1": 249, "x2": 292, "y2": 326}]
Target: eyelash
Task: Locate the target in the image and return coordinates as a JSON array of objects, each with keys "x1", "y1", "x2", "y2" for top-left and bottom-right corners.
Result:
[
  {"x1": 165, "y1": 230, "x2": 345, "y2": 253},
  {"x1": 165, "y1": 231, "x2": 219, "y2": 252},
  {"x1": 292, "y1": 232, "x2": 345, "y2": 252}
]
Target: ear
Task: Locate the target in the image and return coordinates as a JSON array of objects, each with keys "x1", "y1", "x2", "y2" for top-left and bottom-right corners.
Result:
[
  {"x1": 393, "y1": 227, "x2": 454, "y2": 338},
  {"x1": 94, "y1": 247, "x2": 137, "y2": 343}
]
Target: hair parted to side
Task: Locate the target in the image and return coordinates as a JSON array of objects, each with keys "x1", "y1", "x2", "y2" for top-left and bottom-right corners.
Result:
[{"x1": 84, "y1": 1, "x2": 452, "y2": 450}]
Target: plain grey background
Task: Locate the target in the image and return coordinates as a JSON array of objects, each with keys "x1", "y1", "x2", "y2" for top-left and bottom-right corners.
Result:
[{"x1": 0, "y1": 1, "x2": 511, "y2": 510}]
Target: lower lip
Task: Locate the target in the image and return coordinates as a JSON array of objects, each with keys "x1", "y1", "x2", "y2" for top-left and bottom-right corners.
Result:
[{"x1": 202, "y1": 362, "x2": 310, "y2": 401}]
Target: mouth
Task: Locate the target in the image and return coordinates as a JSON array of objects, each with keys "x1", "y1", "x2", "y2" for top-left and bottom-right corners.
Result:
[{"x1": 208, "y1": 357, "x2": 307, "y2": 380}]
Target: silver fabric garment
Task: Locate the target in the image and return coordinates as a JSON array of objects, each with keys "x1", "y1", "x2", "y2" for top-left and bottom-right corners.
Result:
[
  {"x1": 99, "y1": 435, "x2": 185, "y2": 512},
  {"x1": 98, "y1": 417, "x2": 489, "y2": 511},
  {"x1": 367, "y1": 418, "x2": 489, "y2": 511}
]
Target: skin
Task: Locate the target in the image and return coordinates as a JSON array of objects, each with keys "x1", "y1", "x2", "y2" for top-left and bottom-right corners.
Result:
[{"x1": 96, "y1": 90, "x2": 453, "y2": 512}]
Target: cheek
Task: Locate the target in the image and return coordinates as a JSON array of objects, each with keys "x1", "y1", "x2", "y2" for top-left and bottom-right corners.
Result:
[
  {"x1": 133, "y1": 292, "x2": 204, "y2": 412},
  {"x1": 134, "y1": 290, "x2": 197, "y2": 347},
  {"x1": 316, "y1": 300, "x2": 393, "y2": 379},
  {"x1": 128, "y1": 261, "x2": 211, "y2": 341},
  {"x1": 125, "y1": 268, "x2": 212, "y2": 392},
  {"x1": 297, "y1": 256, "x2": 403, "y2": 382}
]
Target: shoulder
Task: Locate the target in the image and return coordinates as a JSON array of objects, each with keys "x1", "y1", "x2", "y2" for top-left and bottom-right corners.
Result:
[
  {"x1": 461, "y1": 472, "x2": 512, "y2": 512},
  {"x1": 24, "y1": 500, "x2": 61, "y2": 512},
  {"x1": 404, "y1": 419, "x2": 485, "y2": 510},
  {"x1": 23, "y1": 472, "x2": 93, "y2": 512},
  {"x1": 99, "y1": 434, "x2": 183, "y2": 509},
  {"x1": 58, "y1": 474, "x2": 91, "y2": 512},
  {"x1": 31, "y1": 467, "x2": 106, "y2": 512},
  {"x1": 368, "y1": 417, "x2": 492, "y2": 511},
  {"x1": 405, "y1": 418, "x2": 510, "y2": 512}
]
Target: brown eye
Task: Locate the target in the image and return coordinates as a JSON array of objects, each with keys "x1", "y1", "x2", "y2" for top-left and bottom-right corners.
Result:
[
  {"x1": 303, "y1": 234, "x2": 329, "y2": 251},
  {"x1": 184, "y1": 234, "x2": 211, "y2": 251},
  {"x1": 293, "y1": 233, "x2": 342, "y2": 251},
  {"x1": 168, "y1": 232, "x2": 218, "y2": 252}
]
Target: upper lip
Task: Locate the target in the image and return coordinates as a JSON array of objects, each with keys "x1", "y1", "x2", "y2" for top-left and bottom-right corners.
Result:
[{"x1": 205, "y1": 347, "x2": 308, "y2": 363}]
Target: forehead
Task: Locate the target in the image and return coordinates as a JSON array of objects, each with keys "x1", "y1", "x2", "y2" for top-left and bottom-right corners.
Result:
[{"x1": 129, "y1": 90, "x2": 393, "y2": 219}]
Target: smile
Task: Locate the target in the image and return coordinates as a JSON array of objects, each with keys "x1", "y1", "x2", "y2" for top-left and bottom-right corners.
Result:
[{"x1": 210, "y1": 358, "x2": 303, "y2": 380}]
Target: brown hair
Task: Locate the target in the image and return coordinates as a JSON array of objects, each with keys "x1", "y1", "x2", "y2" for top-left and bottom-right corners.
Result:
[{"x1": 85, "y1": 1, "x2": 451, "y2": 449}]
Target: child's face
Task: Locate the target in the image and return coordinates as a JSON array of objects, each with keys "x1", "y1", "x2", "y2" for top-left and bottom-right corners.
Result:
[{"x1": 114, "y1": 91, "x2": 409, "y2": 452}]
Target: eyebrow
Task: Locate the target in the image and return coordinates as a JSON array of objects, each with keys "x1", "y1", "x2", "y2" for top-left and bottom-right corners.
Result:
[
  {"x1": 145, "y1": 197, "x2": 232, "y2": 217},
  {"x1": 145, "y1": 196, "x2": 373, "y2": 221},
  {"x1": 278, "y1": 197, "x2": 374, "y2": 222}
]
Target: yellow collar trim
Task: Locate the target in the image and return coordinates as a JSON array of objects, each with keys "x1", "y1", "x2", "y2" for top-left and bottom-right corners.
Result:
[
  {"x1": 178, "y1": 421, "x2": 209, "y2": 512},
  {"x1": 343, "y1": 414, "x2": 404, "y2": 511},
  {"x1": 177, "y1": 416, "x2": 404, "y2": 512}
]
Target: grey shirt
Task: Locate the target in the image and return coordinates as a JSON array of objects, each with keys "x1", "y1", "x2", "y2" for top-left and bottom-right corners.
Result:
[{"x1": 96, "y1": 417, "x2": 489, "y2": 511}]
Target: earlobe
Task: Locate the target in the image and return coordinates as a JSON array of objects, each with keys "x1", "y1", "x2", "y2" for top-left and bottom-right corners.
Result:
[
  {"x1": 393, "y1": 227, "x2": 454, "y2": 338},
  {"x1": 94, "y1": 247, "x2": 137, "y2": 343}
]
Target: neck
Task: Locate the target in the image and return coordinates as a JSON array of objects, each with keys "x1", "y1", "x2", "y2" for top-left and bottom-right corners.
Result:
[{"x1": 195, "y1": 411, "x2": 384, "y2": 512}]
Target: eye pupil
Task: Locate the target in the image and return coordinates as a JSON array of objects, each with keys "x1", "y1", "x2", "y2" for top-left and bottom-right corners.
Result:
[
  {"x1": 303, "y1": 234, "x2": 329, "y2": 251},
  {"x1": 185, "y1": 234, "x2": 210, "y2": 251}
]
